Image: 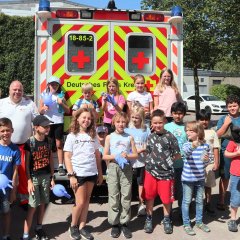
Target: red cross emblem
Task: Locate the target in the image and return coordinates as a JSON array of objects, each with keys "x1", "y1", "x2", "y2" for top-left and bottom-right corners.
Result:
[
  {"x1": 145, "y1": 80, "x2": 153, "y2": 91},
  {"x1": 72, "y1": 50, "x2": 90, "y2": 69},
  {"x1": 132, "y1": 52, "x2": 149, "y2": 70}
]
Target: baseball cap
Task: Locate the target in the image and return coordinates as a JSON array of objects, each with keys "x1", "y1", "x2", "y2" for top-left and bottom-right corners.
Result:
[
  {"x1": 96, "y1": 126, "x2": 108, "y2": 134},
  {"x1": 47, "y1": 76, "x2": 60, "y2": 84},
  {"x1": 33, "y1": 115, "x2": 53, "y2": 127}
]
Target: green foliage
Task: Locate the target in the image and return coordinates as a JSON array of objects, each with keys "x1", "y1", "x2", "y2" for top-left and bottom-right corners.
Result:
[
  {"x1": 0, "y1": 14, "x2": 34, "y2": 97},
  {"x1": 210, "y1": 84, "x2": 240, "y2": 101}
]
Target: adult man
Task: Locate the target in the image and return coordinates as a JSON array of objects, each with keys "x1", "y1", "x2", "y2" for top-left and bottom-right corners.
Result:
[{"x1": 0, "y1": 80, "x2": 38, "y2": 206}]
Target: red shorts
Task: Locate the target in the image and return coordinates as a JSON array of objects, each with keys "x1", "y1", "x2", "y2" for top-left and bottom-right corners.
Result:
[{"x1": 142, "y1": 170, "x2": 175, "y2": 204}]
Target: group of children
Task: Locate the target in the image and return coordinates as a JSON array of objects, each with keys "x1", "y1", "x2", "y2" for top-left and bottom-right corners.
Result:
[{"x1": 0, "y1": 71, "x2": 240, "y2": 240}]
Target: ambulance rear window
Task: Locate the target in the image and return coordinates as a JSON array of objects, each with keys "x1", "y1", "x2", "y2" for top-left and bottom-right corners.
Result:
[
  {"x1": 127, "y1": 35, "x2": 154, "y2": 74},
  {"x1": 66, "y1": 33, "x2": 95, "y2": 74}
]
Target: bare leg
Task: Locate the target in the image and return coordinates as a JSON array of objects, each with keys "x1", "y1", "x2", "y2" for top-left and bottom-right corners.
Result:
[
  {"x1": 79, "y1": 182, "x2": 95, "y2": 229},
  {"x1": 205, "y1": 187, "x2": 211, "y2": 204},
  {"x1": 138, "y1": 185, "x2": 144, "y2": 204},
  {"x1": 219, "y1": 178, "x2": 229, "y2": 205},
  {"x1": 37, "y1": 204, "x2": 45, "y2": 225},
  {"x1": 163, "y1": 203, "x2": 171, "y2": 217},
  {"x1": 146, "y1": 199, "x2": 154, "y2": 216},
  {"x1": 56, "y1": 138, "x2": 64, "y2": 165},
  {"x1": 24, "y1": 207, "x2": 36, "y2": 234},
  {"x1": 3, "y1": 212, "x2": 11, "y2": 236}
]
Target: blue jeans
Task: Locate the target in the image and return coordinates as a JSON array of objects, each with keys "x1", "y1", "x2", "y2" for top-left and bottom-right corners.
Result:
[{"x1": 182, "y1": 180, "x2": 204, "y2": 226}]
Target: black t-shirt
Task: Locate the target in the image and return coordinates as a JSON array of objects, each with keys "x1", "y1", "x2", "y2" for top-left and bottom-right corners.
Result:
[
  {"x1": 145, "y1": 131, "x2": 180, "y2": 180},
  {"x1": 24, "y1": 137, "x2": 51, "y2": 175}
]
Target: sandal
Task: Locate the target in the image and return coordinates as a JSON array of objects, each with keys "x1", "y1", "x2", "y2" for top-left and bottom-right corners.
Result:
[{"x1": 217, "y1": 203, "x2": 226, "y2": 211}]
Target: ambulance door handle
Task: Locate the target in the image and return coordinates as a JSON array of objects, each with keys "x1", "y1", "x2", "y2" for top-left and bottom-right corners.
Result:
[{"x1": 37, "y1": 30, "x2": 51, "y2": 37}]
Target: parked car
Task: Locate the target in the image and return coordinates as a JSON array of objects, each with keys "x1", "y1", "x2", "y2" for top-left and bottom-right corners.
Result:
[{"x1": 184, "y1": 94, "x2": 228, "y2": 114}]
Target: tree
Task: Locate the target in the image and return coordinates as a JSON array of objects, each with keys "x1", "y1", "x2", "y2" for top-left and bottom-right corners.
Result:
[
  {"x1": 141, "y1": 0, "x2": 235, "y2": 115},
  {"x1": 0, "y1": 14, "x2": 34, "y2": 97}
]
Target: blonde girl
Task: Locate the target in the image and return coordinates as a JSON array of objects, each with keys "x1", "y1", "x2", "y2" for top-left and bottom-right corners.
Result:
[
  {"x1": 181, "y1": 121, "x2": 210, "y2": 236},
  {"x1": 125, "y1": 106, "x2": 151, "y2": 216},
  {"x1": 64, "y1": 108, "x2": 103, "y2": 240},
  {"x1": 103, "y1": 112, "x2": 138, "y2": 238},
  {"x1": 127, "y1": 74, "x2": 153, "y2": 125},
  {"x1": 102, "y1": 77, "x2": 126, "y2": 134},
  {"x1": 154, "y1": 69, "x2": 182, "y2": 122},
  {"x1": 39, "y1": 76, "x2": 70, "y2": 176}
]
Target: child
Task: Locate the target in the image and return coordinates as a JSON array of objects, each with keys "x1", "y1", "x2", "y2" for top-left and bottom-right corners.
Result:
[
  {"x1": 0, "y1": 117, "x2": 21, "y2": 240},
  {"x1": 182, "y1": 121, "x2": 211, "y2": 236},
  {"x1": 96, "y1": 125, "x2": 108, "y2": 179},
  {"x1": 143, "y1": 109, "x2": 181, "y2": 235},
  {"x1": 125, "y1": 106, "x2": 150, "y2": 216},
  {"x1": 64, "y1": 108, "x2": 103, "y2": 240},
  {"x1": 102, "y1": 77, "x2": 126, "y2": 134},
  {"x1": 224, "y1": 133, "x2": 240, "y2": 232},
  {"x1": 39, "y1": 76, "x2": 70, "y2": 176},
  {"x1": 127, "y1": 74, "x2": 153, "y2": 126},
  {"x1": 197, "y1": 109, "x2": 220, "y2": 216},
  {"x1": 216, "y1": 94, "x2": 240, "y2": 210},
  {"x1": 22, "y1": 115, "x2": 55, "y2": 240},
  {"x1": 72, "y1": 83, "x2": 100, "y2": 119},
  {"x1": 164, "y1": 102, "x2": 187, "y2": 211},
  {"x1": 103, "y1": 112, "x2": 138, "y2": 239},
  {"x1": 153, "y1": 68, "x2": 182, "y2": 122}
]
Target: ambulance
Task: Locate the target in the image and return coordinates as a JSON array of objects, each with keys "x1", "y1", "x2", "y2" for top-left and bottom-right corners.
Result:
[{"x1": 34, "y1": 0, "x2": 183, "y2": 130}]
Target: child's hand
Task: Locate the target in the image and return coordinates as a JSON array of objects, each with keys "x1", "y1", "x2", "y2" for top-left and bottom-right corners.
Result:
[
  {"x1": 28, "y1": 180, "x2": 35, "y2": 195},
  {"x1": 224, "y1": 114, "x2": 232, "y2": 126},
  {"x1": 50, "y1": 179, "x2": 55, "y2": 188},
  {"x1": 192, "y1": 140, "x2": 200, "y2": 148},
  {"x1": 57, "y1": 97, "x2": 63, "y2": 105},
  {"x1": 43, "y1": 105, "x2": 49, "y2": 112},
  {"x1": 97, "y1": 174, "x2": 103, "y2": 186},
  {"x1": 212, "y1": 162, "x2": 219, "y2": 171},
  {"x1": 69, "y1": 176, "x2": 78, "y2": 191}
]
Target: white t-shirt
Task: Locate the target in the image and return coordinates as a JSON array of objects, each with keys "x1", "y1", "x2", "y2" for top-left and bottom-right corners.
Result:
[
  {"x1": 127, "y1": 91, "x2": 153, "y2": 108},
  {"x1": 0, "y1": 97, "x2": 38, "y2": 144},
  {"x1": 63, "y1": 132, "x2": 100, "y2": 176}
]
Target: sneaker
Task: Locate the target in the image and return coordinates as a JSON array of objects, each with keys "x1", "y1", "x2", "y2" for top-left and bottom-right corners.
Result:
[
  {"x1": 79, "y1": 227, "x2": 94, "y2": 240},
  {"x1": 121, "y1": 224, "x2": 132, "y2": 239},
  {"x1": 69, "y1": 226, "x2": 81, "y2": 240},
  {"x1": 137, "y1": 203, "x2": 146, "y2": 217},
  {"x1": 144, "y1": 218, "x2": 153, "y2": 233},
  {"x1": 228, "y1": 220, "x2": 238, "y2": 232},
  {"x1": 58, "y1": 166, "x2": 66, "y2": 176},
  {"x1": 35, "y1": 228, "x2": 49, "y2": 240},
  {"x1": 162, "y1": 218, "x2": 173, "y2": 234},
  {"x1": 196, "y1": 223, "x2": 210, "y2": 233},
  {"x1": 110, "y1": 225, "x2": 121, "y2": 238},
  {"x1": 184, "y1": 225, "x2": 196, "y2": 236}
]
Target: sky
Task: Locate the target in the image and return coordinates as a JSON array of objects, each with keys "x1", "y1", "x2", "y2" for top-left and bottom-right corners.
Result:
[{"x1": 72, "y1": 0, "x2": 141, "y2": 10}]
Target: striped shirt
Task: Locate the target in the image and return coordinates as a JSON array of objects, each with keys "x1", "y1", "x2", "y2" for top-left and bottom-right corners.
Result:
[{"x1": 182, "y1": 142, "x2": 210, "y2": 182}]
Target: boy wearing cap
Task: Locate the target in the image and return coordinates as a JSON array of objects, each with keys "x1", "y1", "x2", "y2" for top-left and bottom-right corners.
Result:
[
  {"x1": 96, "y1": 126, "x2": 108, "y2": 177},
  {"x1": 22, "y1": 115, "x2": 55, "y2": 240}
]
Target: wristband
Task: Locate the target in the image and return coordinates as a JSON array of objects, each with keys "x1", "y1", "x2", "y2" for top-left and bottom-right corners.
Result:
[{"x1": 67, "y1": 171, "x2": 76, "y2": 178}]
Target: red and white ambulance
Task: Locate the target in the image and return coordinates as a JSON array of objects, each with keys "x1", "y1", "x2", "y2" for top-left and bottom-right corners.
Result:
[{"x1": 34, "y1": 0, "x2": 183, "y2": 130}]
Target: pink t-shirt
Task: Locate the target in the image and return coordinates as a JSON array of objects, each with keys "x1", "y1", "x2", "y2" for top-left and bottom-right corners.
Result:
[
  {"x1": 103, "y1": 94, "x2": 126, "y2": 124},
  {"x1": 154, "y1": 86, "x2": 177, "y2": 117},
  {"x1": 226, "y1": 141, "x2": 240, "y2": 177}
]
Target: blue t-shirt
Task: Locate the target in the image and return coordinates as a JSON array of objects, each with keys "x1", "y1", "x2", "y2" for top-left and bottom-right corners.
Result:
[
  {"x1": 0, "y1": 143, "x2": 21, "y2": 181},
  {"x1": 125, "y1": 126, "x2": 150, "y2": 168},
  {"x1": 165, "y1": 122, "x2": 187, "y2": 168},
  {"x1": 109, "y1": 132, "x2": 131, "y2": 156},
  {"x1": 217, "y1": 115, "x2": 240, "y2": 152}
]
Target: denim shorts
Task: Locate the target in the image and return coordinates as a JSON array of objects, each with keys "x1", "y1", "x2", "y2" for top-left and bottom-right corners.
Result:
[
  {"x1": 0, "y1": 189, "x2": 10, "y2": 214},
  {"x1": 229, "y1": 175, "x2": 240, "y2": 208}
]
